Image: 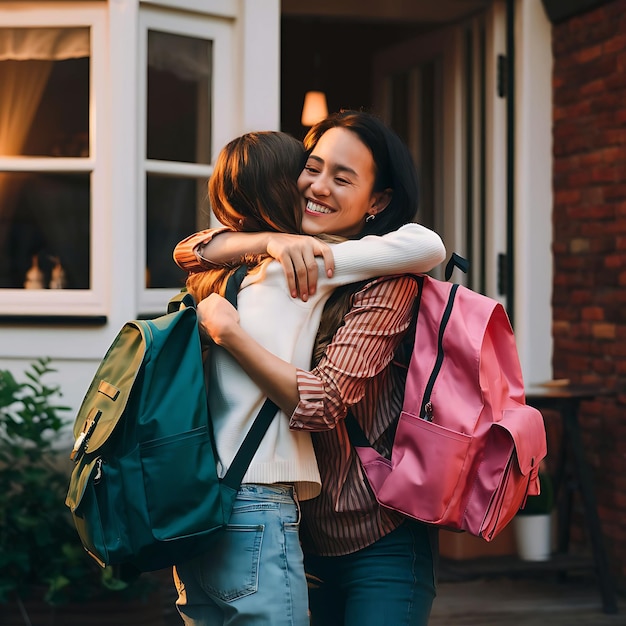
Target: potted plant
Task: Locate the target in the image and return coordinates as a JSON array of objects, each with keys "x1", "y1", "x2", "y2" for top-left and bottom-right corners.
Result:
[
  {"x1": 0, "y1": 359, "x2": 164, "y2": 625},
  {"x1": 514, "y1": 468, "x2": 555, "y2": 561}
]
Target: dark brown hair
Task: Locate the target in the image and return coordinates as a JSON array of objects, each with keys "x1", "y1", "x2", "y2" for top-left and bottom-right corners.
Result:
[
  {"x1": 303, "y1": 109, "x2": 419, "y2": 238},
  {"x1": 304, "y1": 110, "x2": 421, "y2": 364}
]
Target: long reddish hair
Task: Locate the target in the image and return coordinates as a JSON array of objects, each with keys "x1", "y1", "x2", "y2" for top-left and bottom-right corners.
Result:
[{"x1": 186, "y1": 131, "x2": 305, "y2": 302}]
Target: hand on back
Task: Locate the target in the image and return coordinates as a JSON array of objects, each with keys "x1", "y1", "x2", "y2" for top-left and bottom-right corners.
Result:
[
  {"x1": 265, "y1": 233, "x2": 335, "y2": 301},
  {"x1": 197, "y1": 293, "x2": 240, "y2": 346}
]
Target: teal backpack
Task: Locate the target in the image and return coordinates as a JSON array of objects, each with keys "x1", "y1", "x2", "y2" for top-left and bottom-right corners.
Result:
[{"x1": 65, "y1": 267, "x2": 276, "y2": 572}]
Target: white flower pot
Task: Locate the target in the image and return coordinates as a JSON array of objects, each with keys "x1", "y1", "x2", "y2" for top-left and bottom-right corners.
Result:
[{"x1": 514, "y1": 513, "x2": 552, "y2": 561}]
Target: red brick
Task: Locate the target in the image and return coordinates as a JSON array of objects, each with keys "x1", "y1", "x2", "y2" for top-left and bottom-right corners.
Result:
[
  {"x1": 592, "y1": 166, "x2": 623, "y2": 183},
  {"x1": 604, "y1": 33, "x2": 626, "y2": 54},
  {"x1": 554, "y1": 188, "x2": 581, "y2": 206},
  {"x1": 606, "y1": 220, "x2": 626, "y2": 235},
  {"x1": 552, "y1": 0, "x2": 626, "y2": 587},
  {"x1": 581, "y1": 187, "x2": 605, "y2": 204},
  {"x1": 598, "y1": 130, "x2": 626, "y2": 149},
  {"x1": 604, "y1": 184, "x2": 626, "y2": 200},
  {"x1": 581, "y1": 306, "x2": 604, "y2": 321},
  {"x1": 574, "y1": 44, "x2": 604, "y2": 63},
  {"x1": 605, "y1": 70, "x2": 626, "y2": 90},
  {"x1": 592, "y1": 323, "x2": 616, "y2": 339}
]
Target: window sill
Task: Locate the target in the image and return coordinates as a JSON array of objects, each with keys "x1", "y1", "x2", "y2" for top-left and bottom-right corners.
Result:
[{"x1": 0, "y1": 315, "x2": 107, "y2": 326}]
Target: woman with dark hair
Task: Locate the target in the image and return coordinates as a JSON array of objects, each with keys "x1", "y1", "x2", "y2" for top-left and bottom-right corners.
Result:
[{"x1": 173, "y1": 123, "x2": 445, "y2": 626}]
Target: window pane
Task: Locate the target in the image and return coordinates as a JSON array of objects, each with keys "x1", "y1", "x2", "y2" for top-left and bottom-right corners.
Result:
[
  {"x1": 0, "y1": 172, "x2": 90, "y2": 289},
  {"x1": 0, "y1": 27, "x2": 90, "y2": 157},
  {"x1": 146, "y1": 174, "x2": 209, "y2": 289},
  {"x1": 147, "y1": 30, "x2": 212, "y2": 164}
]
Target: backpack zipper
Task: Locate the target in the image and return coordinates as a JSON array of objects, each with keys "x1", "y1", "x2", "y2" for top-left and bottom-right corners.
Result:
[{"x1": 419, "y1": 283, "x2": 459, "y2": 421}]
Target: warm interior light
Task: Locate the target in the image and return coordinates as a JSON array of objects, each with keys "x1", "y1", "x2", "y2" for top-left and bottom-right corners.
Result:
[{"x1": 301, "y1": 90, "x2": 328, "y2": 127}]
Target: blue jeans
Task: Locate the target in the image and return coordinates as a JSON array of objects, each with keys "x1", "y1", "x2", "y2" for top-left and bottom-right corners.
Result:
[
  {"x1": 173, "y1": 483, "x2": 309, "y2": 626},
  {"x1": 305, "y1": 520, "x2": 438, "y2": 626}
]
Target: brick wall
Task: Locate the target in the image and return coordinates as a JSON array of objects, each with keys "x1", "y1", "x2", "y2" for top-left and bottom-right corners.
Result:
[{"x1": 551, "y1": 0, "x2": 626, "y2": 587}]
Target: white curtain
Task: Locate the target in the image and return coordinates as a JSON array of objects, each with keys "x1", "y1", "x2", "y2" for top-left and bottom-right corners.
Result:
[
  {"x1": 0, "y1": 27, "x2": 89, "y2": 156},
  {"x1": 0, "y1": 26, "x2": 89, "y2": 61},
  {"x1": 0, "y1": 60, "x2": 54, "y2": 157},
  {"x1": 0, "y1": 27, "x2": 90, "y2": 248}
]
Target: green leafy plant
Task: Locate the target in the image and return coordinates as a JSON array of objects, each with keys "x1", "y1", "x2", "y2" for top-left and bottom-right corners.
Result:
[
  {"x1": 517, "y1": 470, "x2": 554, "y2": 516},
  {"x1": 0, "y1": 359, "x2": 151, "y2": 608}
]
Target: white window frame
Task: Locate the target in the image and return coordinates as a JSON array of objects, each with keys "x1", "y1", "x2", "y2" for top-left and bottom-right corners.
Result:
[
  {"x1": 512, "y1": 0, "x2": 553, "y2": 384},
  {"x1": 137, "y1": 7, "x2": 236, "y2": 314},
  {"x1": 0, "y1": 3, "x2": 108, "y2": 317}
]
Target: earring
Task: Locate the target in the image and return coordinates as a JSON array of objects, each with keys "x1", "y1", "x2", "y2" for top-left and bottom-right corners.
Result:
[
  {"x1": 366, "y1": 214, "x2": 375, "y2": 223},
  {"x1": 238, "y1": 218, "x2": 244, "y2": 226}
]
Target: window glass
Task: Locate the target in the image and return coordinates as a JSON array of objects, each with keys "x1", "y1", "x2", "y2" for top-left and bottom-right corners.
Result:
[
  {"x1": 0, "y1": 27, "x2": 90, "y2": 158},
  {"x1": 147, "y1": 30, "x2": 211, "y2": 164},
  {"x1": 0, "y1": 27, "x2": 91, "y2": 291},
  {"x1": 0, "y1": 172, "x2": 90, "y2": 289},
  {"x1": 145, "y1": 174, "x2": 209, "y2": 289}
]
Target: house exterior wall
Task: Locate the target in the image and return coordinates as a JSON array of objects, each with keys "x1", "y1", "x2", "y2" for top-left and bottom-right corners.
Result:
[
  {"x1": 551, "y1": 0, "x2": 626, "y2": 586},
  {"x1": 3, "y1": 0, "x2": 621, "y2": 587},
  {"x1": 0, "y1": 0, "x2": 281, "y2": 432}
]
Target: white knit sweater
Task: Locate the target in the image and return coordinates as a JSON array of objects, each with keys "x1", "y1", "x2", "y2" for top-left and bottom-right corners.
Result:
[{"x1": 208, "y1": 223, "x2": 446, "y2": 500}]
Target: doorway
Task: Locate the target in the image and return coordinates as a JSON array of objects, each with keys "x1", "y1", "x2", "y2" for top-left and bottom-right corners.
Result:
[
  {"x1": 372, "y1": 10, "x2": 507, "y2": 296},
  {"x1": 281, "y1": 4, "x2": 508, "y2": 299}
]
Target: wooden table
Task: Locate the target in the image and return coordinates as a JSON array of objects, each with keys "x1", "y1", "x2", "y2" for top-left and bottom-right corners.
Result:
[{"x1": 524, "y1": 382, "x2": 618, "y2": 614}]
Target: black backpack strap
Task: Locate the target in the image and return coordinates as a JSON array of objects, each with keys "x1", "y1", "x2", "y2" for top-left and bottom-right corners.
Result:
[
  {"x1": 167, "y1": 263, "x2": 249, "y2": 314},
  {"x1": 444, "y1": 253, "x2": 470, "y2": 281},
  {"x1": 225, "y1": 264, "x2": 249, "y2": 307},
  {"x1": 222, "y1": 397, "x2": 279, "y2": 489}
]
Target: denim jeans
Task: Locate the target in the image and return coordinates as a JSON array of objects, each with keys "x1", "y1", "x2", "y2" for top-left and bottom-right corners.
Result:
[
  {"x1": 173, "y1": 483, "x2": 309, "y2": 626},
  {"x1": 305, "y1": 520, "x2": 438, "y2": 626}
]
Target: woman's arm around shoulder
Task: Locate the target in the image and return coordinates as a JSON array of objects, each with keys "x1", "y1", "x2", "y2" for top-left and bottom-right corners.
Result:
[
  {"x1": 173, "y1": 228, "x2": 230, "y2": 271},
  {"x1": 327, "y1": 223, "x2": 445, "y2": 285},
  {"x1": 174, "y1": 228, "x2": 336, "y2": 299},
  {"x1": 174, "y1": 222, "x2": 445, "y2": 297}
]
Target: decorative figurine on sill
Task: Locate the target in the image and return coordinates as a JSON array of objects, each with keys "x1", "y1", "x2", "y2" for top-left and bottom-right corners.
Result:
[
  {"x1": 49, "y1": 257, "x2": 67, "y2": 289},
  {"x1": 24, "y1": 255, "x2": 45, "y2": 289}
]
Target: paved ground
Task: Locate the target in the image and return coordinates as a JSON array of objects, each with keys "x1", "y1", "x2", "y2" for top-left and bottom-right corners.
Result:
[
  {"x1": 155, "y1": 562, "x2": 626, "y2": 626},
  {"x1": 430, "y1": 572, "x2": 626, "y2": 625}
]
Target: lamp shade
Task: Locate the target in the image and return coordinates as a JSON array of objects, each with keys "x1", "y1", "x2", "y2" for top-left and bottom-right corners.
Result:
[{"x1": 301, "y1": 90, "x2": 328, "y2": 127}]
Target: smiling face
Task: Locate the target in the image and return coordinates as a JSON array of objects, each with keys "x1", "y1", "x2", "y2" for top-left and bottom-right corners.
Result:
[{"x1": 297, "y1": 127, "x2": 390, "y2": 238}]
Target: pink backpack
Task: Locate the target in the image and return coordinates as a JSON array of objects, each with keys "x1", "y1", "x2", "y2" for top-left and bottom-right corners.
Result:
[{"x1": 347, "y1": 265, "x2": 547, "y2": 541}]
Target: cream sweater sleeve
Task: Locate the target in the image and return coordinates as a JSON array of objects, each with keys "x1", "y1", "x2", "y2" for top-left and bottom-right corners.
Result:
[{"x1": 327, "y1": 223, "x2": 446, "y2": 284}]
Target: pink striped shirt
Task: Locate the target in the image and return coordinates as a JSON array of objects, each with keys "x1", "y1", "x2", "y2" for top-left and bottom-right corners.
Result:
[
  {"x1": 173, "y1": 228, "x2": 229, "y2": 271},
  {"x1": 292, "y1": 275, "x2": 418, "y2": 556}
]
